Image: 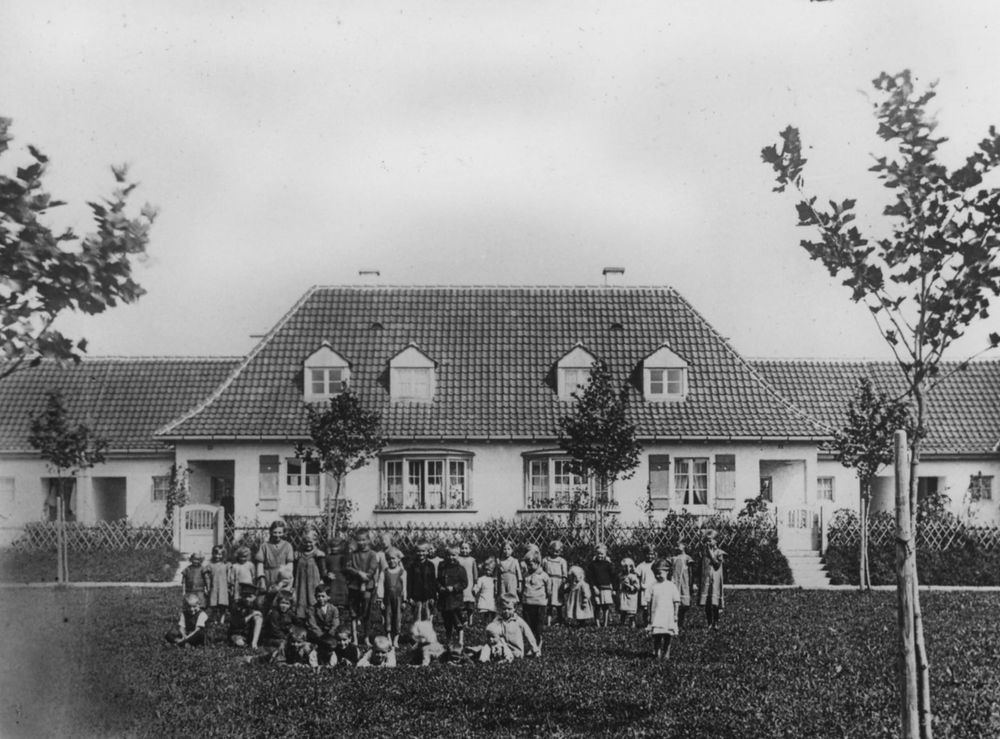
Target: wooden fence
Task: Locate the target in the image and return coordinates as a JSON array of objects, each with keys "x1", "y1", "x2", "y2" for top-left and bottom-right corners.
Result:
[
  {"x1": 827, "y1": 516, "x2": 1000, "y2": 552},
  {"x1": 11, "y1": 521, "x2": 174, "y2": 552}
]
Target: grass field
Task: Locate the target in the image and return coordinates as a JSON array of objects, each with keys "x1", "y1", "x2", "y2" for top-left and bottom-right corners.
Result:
[
  {"x1": 0, "y1": 588, "x2": 998, "y2": 738},
  {"x1": 0, "y1": 547, "x2": 180, "y2": 583}
]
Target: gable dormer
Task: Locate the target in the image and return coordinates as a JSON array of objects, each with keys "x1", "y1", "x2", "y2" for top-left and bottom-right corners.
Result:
[
  {"x1": 642, "y1": 344, "x2": 689, "y2": 402},
  {"x1": 557, "y1": 344, "x2": 597, "y2": 400},
  {"x1": 389, "y1": 343, "x2": 436, "y2": 402},
  {"x1": 303, "y1": 343, "x2": 351, "y2": 402}
]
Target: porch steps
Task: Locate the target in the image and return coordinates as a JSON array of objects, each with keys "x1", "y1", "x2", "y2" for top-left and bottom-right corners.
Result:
[{"x1": 783, "y1": 549, "x2": 832, "y2": 589}]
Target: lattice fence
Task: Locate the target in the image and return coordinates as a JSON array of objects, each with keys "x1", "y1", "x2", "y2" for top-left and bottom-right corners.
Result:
[
  {"x1": 11, "y1": 521, "x2": 174, "y2": 552},
  {"x1": 828, "y1": 517, "x2": 1000, "y2": 552}
]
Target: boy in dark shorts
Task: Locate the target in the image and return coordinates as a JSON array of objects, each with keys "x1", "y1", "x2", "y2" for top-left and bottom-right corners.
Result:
[
  {"x1": 436, "y1": 545, "x2": 469, "y2": 648},
  {"x1": 341, "y1": 529, "x2": 381, "y2": 645}
]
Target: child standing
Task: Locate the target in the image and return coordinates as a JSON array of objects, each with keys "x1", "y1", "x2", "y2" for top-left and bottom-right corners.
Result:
[
  {"x1": 635, "y1": 546, "x2": 657, "y2": 628},
  {"x1": 617, "y1": 558, "x2": 640, "y2": 627},
  {"x1": 437, "y1": 546, "x2": 469, "y2": 647},
  {"x1": 382, "y1": 548, "x2": 407, "y2": 648},
  {"x1": 229, "y1": 546, "x2": 255, "y2": 600},
  {"x1": 520, "y1": 552, "x2": 550, "y2": 648},
  {"x1": 293, "y1": 529, "x2": 326, "y2": 619},
  {"x1": 587, "y1": 544, "x2": 616, "y2": 628},
  {"x1": 457, "y1": 541, "x2": 478, "y2": 627},
  {"x1": 473, "y1": 557, "x2": 498, "y2": 625},
  {"x1": 180, "y1": 553, "x2": 209, "y2": 608},
  {"x1": 342, "y1": 529, "x2": 381, "y2": 645},
  {"x1": 205, "y1": 545, "x2": 230, "y2": 623},
  {"x1": 699, "y1": 531, "x2": 726, "y2": 631},
  {"x1": 486, "y1": 593, "x2": 539, "y2": 658},
  {"x1": 165, "y1": 593, "x2": 209, "y2": 647},
  {"x1": 562, "y1": 565, "x2": 594, "y2": 626},
  {"x1": 255, "y1": 520, "x2": 295, "y2": 594},
  {"x1": 647, "y1": 559, "x2": 681, "y2": 660},
  {"x1": 671, "y1": 539, "x2": 695, "y2": 629},
  {"x1": 496, "y1": 540, "x2": 522, "y2": 602},
  {"x1": 408, "y1": 541, "x2": 438, "y2": 623},
  {"x1": 541, "y1": 540, "x2": 568, "y2": 627}
]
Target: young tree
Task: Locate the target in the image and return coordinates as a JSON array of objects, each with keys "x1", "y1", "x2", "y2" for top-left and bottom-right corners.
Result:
[
  {"x1": 832, "y1": 377, "x2": 912, "y2": 590},
  {"x1": 557, "y1": 360, "x2": 643, "y2": 544},
  {"x1": 762, "y1": 70, "x2": 1000, "y2": 739},
  {"x1": 294, "y1": 391, "x2": 385, "y2": 541},
  {"x1": 0, "y1": 116, "x2": 157, "y2": 380}
]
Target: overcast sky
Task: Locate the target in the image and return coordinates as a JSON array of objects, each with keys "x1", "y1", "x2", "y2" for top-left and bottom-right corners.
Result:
[{"x1": 3, "y1": 1, "x2": 1000, "y2": 362}]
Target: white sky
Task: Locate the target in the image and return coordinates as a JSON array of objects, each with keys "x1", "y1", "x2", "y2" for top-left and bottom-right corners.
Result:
[{"x1": 3, "y1": 0, "x2": 1000, "y2": 361}]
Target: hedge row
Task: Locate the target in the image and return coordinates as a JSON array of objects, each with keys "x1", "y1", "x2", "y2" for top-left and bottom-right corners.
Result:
[{"x1": 824, "y1": 542, "x2": 1000, "y2": 586}]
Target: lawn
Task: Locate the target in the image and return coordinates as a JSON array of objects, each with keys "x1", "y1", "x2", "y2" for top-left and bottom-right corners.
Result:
[
  {"x1": 0, "y1": 588, "x2": 998, "y2": 738},
  {"x1": 0, "y1": 547, "x2": 180, "y2": 583}
]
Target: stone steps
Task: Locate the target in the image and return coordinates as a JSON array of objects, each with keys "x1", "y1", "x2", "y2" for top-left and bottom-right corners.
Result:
[{"x1": 783, "y1": 549, "x2": 832, "y2": 588}]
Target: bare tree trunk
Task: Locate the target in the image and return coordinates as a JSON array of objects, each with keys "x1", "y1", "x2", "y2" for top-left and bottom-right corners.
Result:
[
  {"x1": 330, "y1": 476, "x2": 343, "y2": 542},
  {"x1": 895, "y1": 430, "x2": 919, "y2": 739},
  {"x1": 56, "y1": 492, "x2": 65, "y2": 584},
  {"x1": 909, "y1": 385, "x2": 933, "y2": 739}
]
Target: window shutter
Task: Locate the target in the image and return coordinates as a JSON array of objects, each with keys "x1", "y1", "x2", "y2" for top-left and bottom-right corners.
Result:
[
  {"x1": 259, "y1": 455, "x2": 280, "y2": 512},
  {"x1": 648, "y1": 454, "x2": 671, "y2": 510},
  {"x1": 714, "y1": 454, "x2": 736, "y2": 511}
]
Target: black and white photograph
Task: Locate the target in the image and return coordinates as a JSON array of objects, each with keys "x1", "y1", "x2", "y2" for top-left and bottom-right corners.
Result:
[{"x1": 2, "y1": 2, "x2": 999, "y2": 737}]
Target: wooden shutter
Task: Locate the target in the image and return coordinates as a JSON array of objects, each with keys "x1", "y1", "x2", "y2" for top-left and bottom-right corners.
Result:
[{"x1": 648, "y1": 454, "x2": 671, "y2": 510}]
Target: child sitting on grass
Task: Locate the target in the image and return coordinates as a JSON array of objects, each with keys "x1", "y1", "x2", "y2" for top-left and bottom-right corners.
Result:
[
  {"x1": 331, "y1": 625, "x2": 360, "y2": 667},
  {"x1": 486, "y1": 593, "x2": 539, "y2": 659},
  {"x1": 260, "y1": 590, "x2": 296, "y2": 651},
  {"x1": 473, "y1": 557, "x2": 497, "y2": 625},
  {"x1": 165, "y1": 593, "x2": 208, "y2": 648},
  {"x1": 647, "y1": 559, "x2": 681, "y2": 660},
  {"x1": 477, "y1": 621, "x2": 515, "y2": 663},
  {"x1": 228, "y1": 584, "x2": 263, "y2": 649},
  {"x1": 408, "y1": 619, "x2": 445, "y2": 665},
  {"x1": 358, "y1": 635, "x2": 396, "y2": 667}
]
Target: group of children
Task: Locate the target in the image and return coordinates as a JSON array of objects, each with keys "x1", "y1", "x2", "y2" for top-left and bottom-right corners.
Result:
[{"x1": 165, "y1": 520, "x2": 727, "y2": 665}]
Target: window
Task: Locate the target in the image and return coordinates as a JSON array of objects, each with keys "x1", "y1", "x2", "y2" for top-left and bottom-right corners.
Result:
[
  {"x1": 674, "y1": 458, "x2": 708, "y2": 506},
  {"x1": 259, "y1": 455, "x2": 280, "y2": 512},
  {"x1": 642, "y1": 344, "x2": 689, "y2": 401},
  {"x1": 285, "y1": 458, "x2": 321, "y2": 511},
  {"x1": 0, "y1": 477, "x2": 14, "y2": 506},
  {"x1": 152, "y1": 475, "x2": 170, "y2": 502},
  {"x1": 379, "y1": 454, "x2": 471, "y2": 510},
  {"x1": 970, "y1": 474, "x2": 994, "y2": 501},
  {"x1": 523, "y1": 455, "x2": 613, "y2": 509},
  {"x1": 389, "y1": 344, "x2": 436, "y2": 402},
  {"x1": 817, "y1": 477, "x2": 835, "y2": 502},
  {"x1": 303, "y1": 344, "x2": 350, "y2": 402},
  {"x1": 560, "y1": 367, "x2": 591, "y2": 397},
  {"x1": 556, "y1": 345, "x2": 597, "y2": 400}
]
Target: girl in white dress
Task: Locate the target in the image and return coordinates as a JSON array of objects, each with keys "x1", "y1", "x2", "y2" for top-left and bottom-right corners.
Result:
[{"x1": 647, "y1": 559, "x2": 681, "y2": 660}]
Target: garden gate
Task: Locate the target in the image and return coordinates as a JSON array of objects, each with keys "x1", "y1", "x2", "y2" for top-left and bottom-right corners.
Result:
[
  {"x1": 777, "y1": 506, "x2": 820, "y2": 551},
  {"x1": 174, "y1": 504, "x2": 224, "y2": 555}
]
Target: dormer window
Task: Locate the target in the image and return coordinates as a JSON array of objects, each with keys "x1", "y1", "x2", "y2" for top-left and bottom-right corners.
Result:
[
  {"x1": 557, "y1": 344, "x2": 597, "y2": 400},
  {"x1": 303, "y1": 344, "x2": 350, "y2": 402},
  {"x1": 390, "y1": 344, "x2": 436, "y2": 402},
  {"x1": 642, "y1": 344, "x2": 689, "y2": 402}
]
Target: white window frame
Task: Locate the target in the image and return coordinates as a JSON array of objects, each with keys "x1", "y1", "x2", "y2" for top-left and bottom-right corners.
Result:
[
  {"x1": 379, "y1": 454, "x2": 471, "y2": 510},
  {"x1": 970, "y1": 474, "x2": 994, "y2": 502},
  {"x1": 556, "y1": 345, "x2": 597, "y2": 400},
  {"x1": 523, "y1": 455, "x2": 613, "y2": 509},
  {"x1": 152, "y1": 475, "x2": 171, "y2": 502},
  {"x1": 303, "y1": 344, "x2": 350, "y2": 402},
  {"x1": 817, "y1": 476, "x2": 835, "y2": 502},
  {"x1": 284, "y1": 458, "x2": 322, "y2": 513},
  {"x1": 642, "y1": 344, "x2": 689, "y2": 402},
  {"x1": 674, "y1": 457, "x2": 709, "y2": 508},
  {"x1": 392, "y1": 367, "x2": 433, "y2": 402}
]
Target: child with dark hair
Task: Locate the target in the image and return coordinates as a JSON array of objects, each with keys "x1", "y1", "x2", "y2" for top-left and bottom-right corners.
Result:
[
  {"x1": 180, "y1": 553, "x2": 209, "y2": 608},
  {"x1": 307, "y1": 584, "x2": 340, "y2": 662},
  {"x1": 635, "y1": 545, "x2": 657, "y2": 628},
  {"x1": 699, "y1": 531, "x2": 726, "y2": 631},
  {"x1": 260, "y1": 590, "x2": 296, "y2": 650},
  {"x1": 437, "y1": 546, "x2": 469, "y2": 647},
  {"x1": 331, "y1": 625, "x2": 360, "y2": 667},
  {"x1": 255, "y1": 520, "x2": 295, "y2": 594},
  {"x1": 342, "y1": 529, "x2": 381, "y2": 645},
  {"x1": 408, "y1": 541, "x2": 437, "y2": 623},
  {"x1": 521, "y1": 551, "x2": 550, "y2": 647},
  {"x1": 497, "y1": 540, "x2": 522, "y2": 602},
  {"x1": 165, "y1": 594, "x2": 208, "y2": 647},
  {"x1": 228, "y1": 584, "x2": 263, "y2": 648},
  {"x1": 587, "y1": 544, "x2": 616, "y2": 628},
  {"x1": 281, "y1": 625, "x2": 319, "y2": 667}
]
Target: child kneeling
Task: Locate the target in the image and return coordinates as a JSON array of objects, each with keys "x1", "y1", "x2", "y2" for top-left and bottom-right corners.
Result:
[
  {"x1": 479, "y1": 593, "x2": 539, "y2": 661},
  {"x1": 165, "y1": 594, "x2": 208, "y2": 647}
]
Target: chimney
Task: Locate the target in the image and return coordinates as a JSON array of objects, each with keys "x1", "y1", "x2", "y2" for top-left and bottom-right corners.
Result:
[
  {"x1": 602, "y1": 267, "x2": 625, "y2": 287},
  {"x1": 359, "y1": 269, "x2": 381, "y2": 282}
]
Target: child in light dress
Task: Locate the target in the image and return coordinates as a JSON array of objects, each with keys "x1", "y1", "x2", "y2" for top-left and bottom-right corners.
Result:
[
  {"x1": 617, "y1": 557, "x2": 640, "y2": 627},
  {"x1": 541, "y1": 540, "x2": 568, "y2": 627},
  {"x1": 497, "y1": 540, "x2": 523, "y2": 602},
  {"x1": 699, "y1": 531, "x2": 726, "y2": 631},
  {"x1": 635, "y1": 546, "x2": 657, "y2": 628},
  {"x1": 293, "y1": 529, "x2": 326, "y2": 619},
  {"x1": 562, "y1": 565, "x2": 594, "y2": 626},
  {"x1": 671, "y1": 539, "x2": 695, "y2": 629},
  {"x1": 473, "y1": 557, "x2": 498, "y2": 625},
  {"x1": 457, "y1": 541, "x2": 478, "y2": 626},
  {"x1": 180, "y1": 553, "x2": 209, "y2": 608},
  {"x1": 205, "y1": 545, "x2": 231, "y2": 623},
  {"x1": 647, "y1": 559, "x2": 681, "y2": 660}
]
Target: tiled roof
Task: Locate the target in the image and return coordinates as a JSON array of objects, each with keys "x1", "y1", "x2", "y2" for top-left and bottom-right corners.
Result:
[
  {"x1": 160, "y1": 286, "x2": 826, "y2": 441},
  {"x1": 0, "y1": 358, "x2": 240, "y2": 453},
  {"x1": 751, "y1": 359, "x2": 1000, "y2": 456}
]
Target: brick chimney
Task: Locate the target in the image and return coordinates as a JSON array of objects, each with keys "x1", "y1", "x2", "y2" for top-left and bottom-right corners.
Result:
[{"x1": 602, "y1": 267, "x2": 625, "y2": 287}]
